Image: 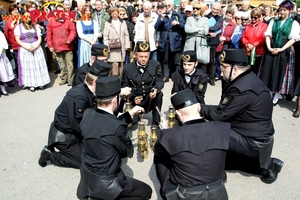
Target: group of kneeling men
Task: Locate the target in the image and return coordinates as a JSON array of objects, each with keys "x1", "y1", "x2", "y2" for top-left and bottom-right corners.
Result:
[{"x1": 38, "y1": 41, "x2": 283, "y2": 200}]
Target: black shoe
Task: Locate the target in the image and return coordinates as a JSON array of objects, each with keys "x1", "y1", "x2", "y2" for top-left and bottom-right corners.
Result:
[
  {"x1": 261, "y1": 158, "x2": 284, "y2": 184},
  {"x1": 38, "y1": 146, "x2": 53, "y2": 167},
  {"x1": 208, "y1": 79, "x2": 215, "y2": 86},
  {"x1": 67, "y1": 82, "x2": 73, "y2": 86},
  {"x1": 2, "y1": 92, "x2": 9, "y2": 96},
  {"x1": 54, "y1": 69, "x2": 61, "y2": 74},
  {"x1": 293, "y1": 112, "x2": 299, "y2": 118}
]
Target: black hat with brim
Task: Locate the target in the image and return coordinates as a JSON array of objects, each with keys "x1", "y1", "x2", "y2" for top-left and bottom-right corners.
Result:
[{"x1": 171, "y1": 89, "x2": 198, "y2": 110}]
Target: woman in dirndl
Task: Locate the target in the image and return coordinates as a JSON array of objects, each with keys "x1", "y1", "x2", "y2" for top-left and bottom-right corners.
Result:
[
  {"x1": 76, "y1": 4, "x2": 98, "y2": 68},
  {"x1": 0, "y1": 31, "x2": 15, "y2": 97},
  {"x1": 259, "y1": 0, "x2": 300, "y2": 105},
  {"x1": 14, "y1": 11, "x2": 50, "y2": 92}
]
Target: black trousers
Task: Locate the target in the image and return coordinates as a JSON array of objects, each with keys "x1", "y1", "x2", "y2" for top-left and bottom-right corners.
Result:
[
  {"x1": 82, "y1": 177, "x2": 152, "y2": 200},
  {"x1": 225, "y1": 129, "x2": 269, "y2": 175},
  {"x1": 201, "y1": 46, "x2": 217, "y2": 80},
  {"x1": 117, "y1": 177, "x2": 152, "y2": 200},
  {"x1": 48, "y1": 142, "x2": 82, "y2": 169},
  {"x1": 133, "y1": 92, "x2": 163, "y2": 124},
  {"x1": 160, "y1": 39, "x2": 181, "y2": 78}
]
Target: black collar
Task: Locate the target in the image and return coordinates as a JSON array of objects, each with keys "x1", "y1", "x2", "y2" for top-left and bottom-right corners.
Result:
[{"x1": 183, "y1": 118, "x2": 206, "y2": 125}]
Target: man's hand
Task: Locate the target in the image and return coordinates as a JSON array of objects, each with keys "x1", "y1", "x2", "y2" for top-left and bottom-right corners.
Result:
[
  {"x1": 208, "y1": 32, "x2": 216, "y2": 37},
  {"x1": 159, "y1": 116, "x2": 169, "y2": 130},
  {"x1": 121, "y1": 87, "x2": 132, "y2": 96},
  {"x1": 171, "y1": 20, "x2": 179, "y2": 26},
  {"x1": 149, "y1": 88, "x2": 157, "y2": 99},
  {"x1": 129, "y1": 106, "x2": 145, "y2": 118},
  {"x1": 134, "y1": 96, "x2": 143, "y2": 105}
]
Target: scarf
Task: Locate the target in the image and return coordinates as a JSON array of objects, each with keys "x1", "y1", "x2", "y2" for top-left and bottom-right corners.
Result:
[{"x1": 272, "y1": 17, "x2": 294, "y2": 48}]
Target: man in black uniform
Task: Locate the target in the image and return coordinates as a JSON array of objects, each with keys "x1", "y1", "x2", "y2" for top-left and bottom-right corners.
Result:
[
  {"x1": 122, "y1": 41, "x2": 164, "y2": 126},
  {"x1": 72, "y1": 44, "x2": 110, "y2": 87},
  {"x1": 77, "y1": 76, "x2": 152, "y2": 200},
  {"x1": 154, "y1": 89, "x2": 230, "y2": 200},
  {"x1": 38, "y1": 60, "x2": 112, "y2": 169},
  {"x1": 200, "y1": 49, "x2": 284, "y2": 184},
  {"x1": 172, "y1": 51, "x2": 208, "y2": 104}
]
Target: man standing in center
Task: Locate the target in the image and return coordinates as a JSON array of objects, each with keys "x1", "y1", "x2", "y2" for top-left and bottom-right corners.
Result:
[
  {"x1": 134, "y1": 1, "x2": 159, "y2": 60},
  {"x1": 155, "y1": 0, "x2": 185, "y2": 82},
  {"x1": 122, "y1": 41, "x2": 164, "y2": 126}
]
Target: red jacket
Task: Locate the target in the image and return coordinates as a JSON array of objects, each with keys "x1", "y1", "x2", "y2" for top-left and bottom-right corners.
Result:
[
  {"x1": 4, "y1": 19, "x2": 19, "y2": 50},
  {"x1": 46, "y1": 18, "x2": 76, "y2": 53},
  {"x1": 241, "y1": 21, "x2": 267, "y2": 56}
]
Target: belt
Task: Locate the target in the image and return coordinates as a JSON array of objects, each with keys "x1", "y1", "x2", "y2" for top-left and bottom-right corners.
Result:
[{"x1": 177, "y1": 179, "x2": 223, "y2": 194}]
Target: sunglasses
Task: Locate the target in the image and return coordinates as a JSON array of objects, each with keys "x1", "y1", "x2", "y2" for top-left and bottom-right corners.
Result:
[
  {"x1": 241, "y1": 18, "x2": 249, "y2": 21},
  {"x1": 166, "y1": 4, "x2": 171, "y2": 7},
  {"x1": 119, "y1": 13, "x2": 125, "y2": 15},
  {"x1": 235, "y1": 17, "x2": 241, "y2": 20},
  {"x1": 193, "y1": 7, "x2": 200, "y2": 10},
  {"x1": 251, "y1": 16, "x2": 258, "y2": 20}
]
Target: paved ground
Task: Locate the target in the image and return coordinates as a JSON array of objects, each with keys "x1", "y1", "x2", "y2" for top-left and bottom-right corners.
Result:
[{"x1": 0, "y1": 72, "x2": 300, "y2": 199}]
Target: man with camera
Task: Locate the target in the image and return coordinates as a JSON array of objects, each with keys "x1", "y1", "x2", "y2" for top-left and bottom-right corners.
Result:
[{"x1": 154, "y1": 0, "x2": 185, "y2": 82}]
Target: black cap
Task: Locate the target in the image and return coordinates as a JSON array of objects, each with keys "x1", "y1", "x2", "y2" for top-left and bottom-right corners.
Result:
[
  {"x1": 181, "y1": 51, "x2": 197, "y2": 62},
  {"x1": 96, "y1": 76, "x2": 121, "y2": 99},
  {"x1": 91, "y1": 44, "x2": 109, "y2": 57},
  {"x1": 89, "y1": 60, "x2": 112, "y2": 77},
  {"x1": 157, "y1": 2, "x2": 165, "y2": 8},
  {"x1": 171, "y1": 89, "x2": 198, "y2": 110},
  {"x1": 219, "y1": 49, "x2": 248, "y2": 66},
  {"x1": 136, "y1": 41, "x2": 150, "y2": 52}
]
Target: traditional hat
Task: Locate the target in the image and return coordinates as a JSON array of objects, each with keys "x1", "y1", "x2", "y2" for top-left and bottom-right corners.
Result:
[
  {"x1": 157, "y1": 2, "x2": 165, "y2": 8},
  {"x1": 136, "y1": 41, "x2": 150, "y2": 52},
  {"x1": 88, "y1": 60, "x2": 112, "y2": 77},
  {"x1": 91, "y1": 44, "x2": 109, "y2": 57},
  {"x1": 171, "y1": 89, "x2": 198, "y2": 110},
  {"x1": 219, "y1": 49, "x2": 248, "y2": 66},
  {"x1": 95, "y1": 76, "x2": 121, "y2": 99},
  {"x1": 181, "y1": 51, "x2": 197, "y2": 62}
]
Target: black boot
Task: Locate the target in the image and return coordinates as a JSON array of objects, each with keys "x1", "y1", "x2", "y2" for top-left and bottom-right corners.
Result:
[
  {"x1": 260, "y1": 158, "x2": 284, "y2": 184},
  {"x1": 38, "y1": 146, "x2": 53, "y2": 167}
]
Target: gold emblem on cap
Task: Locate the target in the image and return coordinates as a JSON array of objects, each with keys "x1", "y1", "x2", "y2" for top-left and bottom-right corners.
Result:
[
  {"x1": 222, "y1": 97, "x2": 229, "y2": 104},
  {"x1": 220, "y1": 51, "x2": 226, "y2": 62},
  {"x1": 181, "y1": 54, "x2": 190, "y2": 62},
  {"x1": 139, "y1": 42, "x2": 150, "y2": 51},
  {"x1": 103, "y1": 48, "x2": 109, "y2": 57},
  {"x1": 198, "y1": 83, "x2": 204, "y2": 90}
]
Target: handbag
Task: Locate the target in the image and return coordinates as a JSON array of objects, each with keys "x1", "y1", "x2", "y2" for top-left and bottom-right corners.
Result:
[
  {"x1": 108, "y1": 38, "x2": 122, "y2": 49},
  {"x1": 197, "y1": 37, "x2": 210, "y2": 64}
]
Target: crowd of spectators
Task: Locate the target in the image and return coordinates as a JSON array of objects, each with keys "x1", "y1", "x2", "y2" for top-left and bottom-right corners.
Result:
[{"x1": 0, "y1": 0, "x2": 300, "y2": 117}]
